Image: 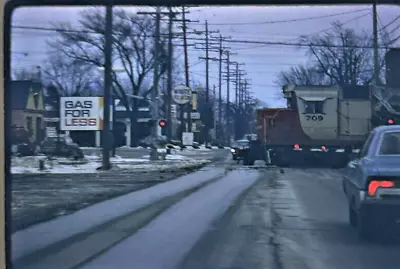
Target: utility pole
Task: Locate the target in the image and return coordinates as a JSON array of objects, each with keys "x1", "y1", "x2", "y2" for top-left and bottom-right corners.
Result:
[
  {"x1": 167, "y1": 7, "x2": 174, "y2": 141},
  {"x1": 150, "y1": 6, "x2": 161, "y2": 160},
  {"x1": 181, "y1": 6, "x2": 192, "y2": 136},
  {"x1": 102, "y1": 5, "x2": 112, "y2": 170},
  {"x1": 204, "y1": 20, "x2": 210, "y2": 145},
  {"x1": 235, "y1": 63, "x2": 239, "y2": 141},
  {"x1": 182, "y1": 6, "x2": 190, "y2": 89},
  {"x1": 222, "y1": 59, "x2": 242, "y2": 142},
  {"x1": 373, "y1": 2, "x2": 380, "y2": 86},
  {"x1": 195, "y1": 23, "x2": 220, "y2": 145},
  {"x1": 138, "y1": 8, "x2": 181, "y2": 143},
  {"x1": 213, "y1": 85, "x2": 217, "y2": 141},
  {"x1": 225, "y1": 50, "x2": 231, "y2": 145},
  {"x1": 218, "y1": 35, "x2": 223, "y2": 144}
]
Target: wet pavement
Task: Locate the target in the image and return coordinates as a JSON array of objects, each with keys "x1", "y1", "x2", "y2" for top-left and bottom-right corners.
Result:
[
  {"x1": 12, "y1": 149, "x2": 228, "y2": 232},
  {"x1": 13, "y1": 158, "x2": 400, "y2": 269},
  {"x1": 79, "y1": 167, "x2": 261, "y2": 269},
  {"x1": 181, "y1": 167, "x2": 400, "y2": 269}
]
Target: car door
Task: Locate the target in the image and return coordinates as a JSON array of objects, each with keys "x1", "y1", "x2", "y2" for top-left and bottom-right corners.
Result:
[{"x1": 345, "y1": 131, "x2": 375, "y2": 199}]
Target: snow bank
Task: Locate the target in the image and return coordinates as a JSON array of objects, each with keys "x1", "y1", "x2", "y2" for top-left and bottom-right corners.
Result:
[{"x1": 11, "y1": 154, "x2": 209, "y2": 174}]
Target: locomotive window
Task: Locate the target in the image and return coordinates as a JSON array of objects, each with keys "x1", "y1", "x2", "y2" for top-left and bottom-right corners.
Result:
[{"x1": 304, "y1": 101, "x2": 324, "y2": 114}]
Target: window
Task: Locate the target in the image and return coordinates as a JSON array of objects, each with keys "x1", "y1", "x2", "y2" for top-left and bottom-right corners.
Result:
[
  {"x1": 268, "y1": 118, "x2": 275, "y2": 127},
  {"x1": 26, "y1": 116, "x2": 33, "y2": 137},
  {"x1": 33, "y1": 92, "x2": 39, "y2": 109},
  {"x1": 379, "y1": 132, "x2": 400, "y2": 155},
  {"x1": 359, "y1": 132, "x2": 375, "y2": 158},
  {"x1": 303, "y1": 101, "x2": 324, "y2": 114}
]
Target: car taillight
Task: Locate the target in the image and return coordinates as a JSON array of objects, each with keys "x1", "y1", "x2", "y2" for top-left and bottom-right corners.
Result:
[{"x1": 368, "y1": 180, "x2": 395, "y2": 196}]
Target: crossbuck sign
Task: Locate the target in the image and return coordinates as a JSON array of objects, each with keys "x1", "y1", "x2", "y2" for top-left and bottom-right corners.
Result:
[{"x1": 172, "y1": 85, "x2": 192, "y2": 105}]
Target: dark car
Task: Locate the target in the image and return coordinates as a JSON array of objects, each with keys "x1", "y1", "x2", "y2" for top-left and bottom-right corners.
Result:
[
  {"x1": 40, "y1": 136, "x2": 84, "y2": 159},
  {"x1": 231, "y1": 140, "x2": 250, "y2": 160},
  {"x1": 343, "y1": 125, "x2": 400, "y2": 240}
]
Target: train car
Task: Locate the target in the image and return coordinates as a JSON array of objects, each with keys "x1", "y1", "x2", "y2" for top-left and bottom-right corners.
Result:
[{"x1": 256, "y1": 84, "x2": 373, "y2": 167}]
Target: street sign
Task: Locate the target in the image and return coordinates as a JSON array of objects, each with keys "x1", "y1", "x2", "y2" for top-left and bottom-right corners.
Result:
[
  {"x1": 46, "y1": 127, "x2": 57, "y2": 138},
  {"x1": 183, "y1": 112, "x2": 201, "y2": 120},
  {"x1": 60, "y1": 97, "x2": 112, "y2": 131},
  {"x1": 182, "y1": 132, "x2": 194, "y2": 146},
  {"x1": 171, "y1": 104, "x2": 177, "y2": 119},
  {"x1": 172, "y1": 85, "x2": 192, "y2": 105}
]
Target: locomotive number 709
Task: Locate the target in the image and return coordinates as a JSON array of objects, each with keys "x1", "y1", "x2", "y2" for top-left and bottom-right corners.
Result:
[{"x1": 306, "y1": 115, "x2": 324, "y2": 121}]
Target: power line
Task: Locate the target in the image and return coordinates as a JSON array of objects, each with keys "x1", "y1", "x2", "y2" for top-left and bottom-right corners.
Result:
[
  {"x1": 14, "y1": 23, "x2": 393, "y2": 49},
  {"x1": 379, "y1": 14, "x2": 400, "y2": 32},
  {"x1": 195, "y1": 8, "x2": 369, "y2": 26},
  {"x1": 220, "y1": 38, "x2": 391, "y2": 49}
]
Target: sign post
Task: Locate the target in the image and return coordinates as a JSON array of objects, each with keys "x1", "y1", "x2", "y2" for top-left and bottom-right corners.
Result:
[{"x1": 172, "y1": 85, "x2": 192, "y2": 144}]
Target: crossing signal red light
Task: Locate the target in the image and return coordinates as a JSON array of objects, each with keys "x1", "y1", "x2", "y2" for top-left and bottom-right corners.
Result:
[
  {"x1": 159, "y1": 120, "x2": 166, "y2": 127},
  {"x1": 388, "y1": 119, "x2": 394, "y2": 125}
]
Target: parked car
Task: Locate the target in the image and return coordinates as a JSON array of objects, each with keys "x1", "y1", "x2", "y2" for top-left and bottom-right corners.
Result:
[
  {"x1": 40, "y1": 136, "x2": 84, "y2": 159},
  {"x1": 342, "y1": 125, "x2": 400, "y2": 240}
]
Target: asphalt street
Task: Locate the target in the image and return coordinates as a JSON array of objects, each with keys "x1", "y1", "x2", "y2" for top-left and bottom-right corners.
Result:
[
  {"x1": 76, "y1": 163, "x2": 400, "y2": 269},
  {"x1": 181, "y1": 167, "x2": 400, "y2": 269},
  {"x1": 13, "y1": 152, "x2": 400, "y2": 269},
  {"x1": 12, "y1": 149, "x2": 228, "y2": 232},
  {"x1": 79, "y1": 166, "x2": 261, "y2": 269}
]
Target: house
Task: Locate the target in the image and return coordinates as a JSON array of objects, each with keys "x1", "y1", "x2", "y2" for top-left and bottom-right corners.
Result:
[{"x1": 11, "y1": 80, "x2": 45, "y2": 144}]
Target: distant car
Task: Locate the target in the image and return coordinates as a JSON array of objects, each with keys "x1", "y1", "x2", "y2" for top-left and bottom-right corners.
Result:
[
  {"x1": 231, "y1": 140, "x2": 250, "y2": 160},
  {"x1": 40, "y1": 136, "x2": 84, "y2": 159},
  {"x1": 343, "y1": 125, "x2": 400, "y2": 240}
]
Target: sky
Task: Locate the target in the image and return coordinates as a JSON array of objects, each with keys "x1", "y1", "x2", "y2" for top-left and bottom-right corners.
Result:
[{"x1": 10, "y1": 4, "x2": 400, "y2": 107}]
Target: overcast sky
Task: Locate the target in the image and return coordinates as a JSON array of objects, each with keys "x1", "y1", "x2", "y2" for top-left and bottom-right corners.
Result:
[{"x1": 11, "y1": 4, "x2": 400, "y2": 107}]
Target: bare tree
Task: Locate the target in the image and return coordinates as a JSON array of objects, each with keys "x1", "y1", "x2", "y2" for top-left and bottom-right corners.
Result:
[
  {"x1": 275, "y1": 65, "x2": 331, "y2": 86},
  {"x1": 13, "y1": 68, "x2": 38, "y2": 80},
  {"x1": 43, "y1": 53, "x2": 97, "y2": 96},
  {"x1": 48, "y1": 7, "x2": 171, "y2": 145},
  {"x1": 276, "y1": 22, "x2": 379, "y2": 87},
  {"x1": 299, "y1": 22, "x2": 374, "y2": 86}
]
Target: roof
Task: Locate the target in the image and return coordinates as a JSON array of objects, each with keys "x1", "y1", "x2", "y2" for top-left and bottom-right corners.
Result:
[
  {"x1": 341, "y1": 85, "x2": 370, "y2": 100},
  {"x1": 11, "y1": 80, "x2": 42, "y2": 110},
  {"x1": 373, "y1": 125, "x2": 400, "y2": 134}
]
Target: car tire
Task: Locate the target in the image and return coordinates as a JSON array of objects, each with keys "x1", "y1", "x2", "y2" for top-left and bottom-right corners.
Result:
[{"x1": 357, "y1": 212, "x2": 372, "y2": 240}]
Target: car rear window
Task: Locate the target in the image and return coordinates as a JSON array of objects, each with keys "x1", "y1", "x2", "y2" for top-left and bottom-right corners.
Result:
[{"x1": 379, "y1": 132, "x2": 400, "y2": 155}]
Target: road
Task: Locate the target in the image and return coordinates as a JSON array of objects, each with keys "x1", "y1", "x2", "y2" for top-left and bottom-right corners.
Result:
[
  {"x1": 180, "y1": 167, "x2": 400, "y2": 269},
  {"x1": 13, "y1": 155, "x2": 400, "y2": 269},
  {"x1": 12, "y1": 149, "x2": 228, "y2": 232},
  {"x1": 77, "y1": 164, "x2": 400, "y2": 269}
]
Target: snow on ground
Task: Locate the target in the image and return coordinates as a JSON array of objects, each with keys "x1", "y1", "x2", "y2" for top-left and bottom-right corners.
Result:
[
  {"x1": 85, "y1": 154, "x2": 149, "y2": 163},
  {"x1": 80, "y1": 146, "x2": 149, "y2": 150},
  {"x1": 11, "y1": 153, "x2": 209, "y2": 174}
]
